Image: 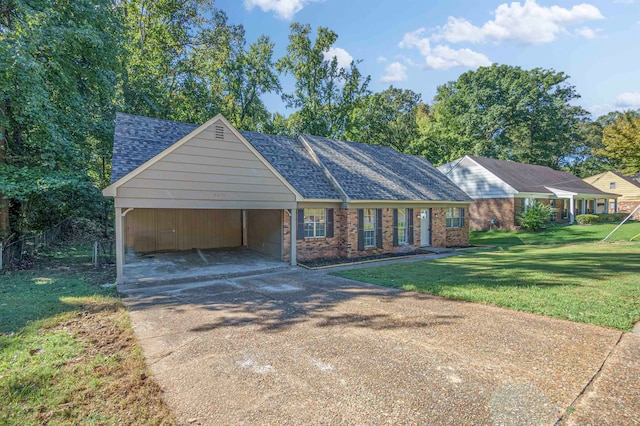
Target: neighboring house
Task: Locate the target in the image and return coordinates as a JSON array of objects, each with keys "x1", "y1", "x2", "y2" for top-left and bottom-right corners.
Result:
[
  {"x1": 584, "y1": 171, "x2": 640, "y2": 220},
  {"x1": 438, "y1": 156, "x2": 617, "y2": 231},
  {"x1": 104, "y1": 113, "x2": 471, "y2": 284}
]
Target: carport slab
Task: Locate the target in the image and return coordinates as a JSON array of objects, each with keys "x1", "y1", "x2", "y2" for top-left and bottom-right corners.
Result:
[
  {"x1": 120, "y1": 247, "x2": 288, "y2": 291},
  {"x1": 126, "y1": 269, "x2": 625, "y2": 425}
]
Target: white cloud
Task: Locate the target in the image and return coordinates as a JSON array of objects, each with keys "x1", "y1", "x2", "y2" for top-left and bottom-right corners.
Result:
[
  {"x1": 575, "y1": 26, "x2": 600, "y2": 39},
  {"x1": 381, "y1": 62, "x2": 408, "y2": 82},
  {"x1": 615, "y1": 92, "x2": 640, "y2": 108},
  {"x1": 438, "y1": 0, "x2": 604, "y2": 45},
  {"x1": 244, "y1": 0, "x2": 322, "y2": 20},
  {"x1": 399, "y1": 29, "x2": 491, "y2": 70},
  {"x1": 323, "y1": 47, "x2": 353, "y2": 70},
  {"x1": 377, "y1": 56, "x2": 387, "y2": 63},
  {"x1": 426, "y1": 46, "x2": 492, "y2": 70}
]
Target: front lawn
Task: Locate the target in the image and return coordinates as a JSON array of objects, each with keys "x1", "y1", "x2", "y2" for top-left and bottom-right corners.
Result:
[
  {"x1": 0, "y1": 242, "x2": 174, "y2": 425},
  {"x1": 470, "y1": 221, "x2": 640, "y2": 247},
  {"x1": 334, "y1": 234, "x2": 640, "y2": 331}
]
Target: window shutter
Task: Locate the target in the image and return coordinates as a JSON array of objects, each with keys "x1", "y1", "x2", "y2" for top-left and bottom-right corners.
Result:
[
  {"x1": 297, "y1": 209, "x2": 304, "y2": 240},
  {"x1": 407, "y1": 208, "x2": 414, "y2": 244},
  {"x1": 460, "y1": 208, "x2": 465, "y2": 227},
  {"x1": 326, "y1": 209, "x2": 334, "y2": 238},
  {"x1": 392, "y1": 209, "x2": 398, "y2": 246},
  {"x1": 376, "y1": 209, "x2": 383, "y2": 248},
  {"x1": 357, "y1": 209, "x2": 364, "y2": 251}
]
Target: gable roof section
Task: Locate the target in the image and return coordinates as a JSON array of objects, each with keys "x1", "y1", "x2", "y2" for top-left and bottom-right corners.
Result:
[
  {"x1": 239, "y1": 131, "x2": 341, "y2": 199},
  {"x1": 468, "y1": 156, "x2": 612, "y2": 196},
  {"x1": 111, "y1": 113, "x2": 197, "y2": 183},
  {"x1": 611, "y1": 171, "x2": 640, "y2": 189},
  {"x1": 302, "y1": 135, "x2": 471, "y2": 202}
]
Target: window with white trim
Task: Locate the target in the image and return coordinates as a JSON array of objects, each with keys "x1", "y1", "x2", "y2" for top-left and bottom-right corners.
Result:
[
  {"x1": 304, "y1": 208, "x2": 326, "y2": 238},
  {"x1": 363, "y1": 208, "x2": 376, "y2": 247},
  {"x1": 550, "y1": 200, "x2": 557, "y2": 222},
  {"x1": 397, "y1": 209, "x2": 408, "y2": 244},
  {"x1": 610, "y1": 182, "x2": 616, "y2": 189},
  {"x1": 446, "y1": 208, "x2": 464, "y2": 229}
]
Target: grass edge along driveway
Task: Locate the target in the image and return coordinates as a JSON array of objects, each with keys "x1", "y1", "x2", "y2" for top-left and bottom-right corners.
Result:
[{"x1": 334, "y1": 225, "x2": 640, "y2": 331}]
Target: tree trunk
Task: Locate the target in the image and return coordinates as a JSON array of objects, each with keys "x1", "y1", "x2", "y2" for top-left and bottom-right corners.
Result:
[{"x1": 0, "y1": 99, "x2": 9, "y2": 240}]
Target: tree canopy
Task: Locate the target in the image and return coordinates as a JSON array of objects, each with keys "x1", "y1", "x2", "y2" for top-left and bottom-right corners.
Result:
[
  {"x1": 416, "y1": 64, "x2": 587, "y2": 168},
  {"x1": 598, "y1": 111, "x2": 640, "y2": 174}
]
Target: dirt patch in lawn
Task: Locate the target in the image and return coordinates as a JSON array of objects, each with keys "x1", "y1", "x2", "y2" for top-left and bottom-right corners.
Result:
[{"x1": 41, "y1": 302, "x2": 175, "y2": 425}]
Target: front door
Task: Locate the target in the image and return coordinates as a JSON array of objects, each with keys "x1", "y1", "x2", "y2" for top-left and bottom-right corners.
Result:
[
  {"x1": 156, "y1": 209, "x2": 177, "y2": 252},
  {"x1": 420, "y1": 209, "x2": 431, "y2": 247}
]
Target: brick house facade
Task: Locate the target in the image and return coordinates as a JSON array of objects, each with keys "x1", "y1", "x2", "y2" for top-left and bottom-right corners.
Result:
[{"x1": 284, "y1": 207, "x2": 470, "y2": 262}]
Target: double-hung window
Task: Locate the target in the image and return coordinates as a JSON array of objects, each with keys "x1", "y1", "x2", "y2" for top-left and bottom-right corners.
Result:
[
  {"x1": 550, "y1": 200, "x2": 557, "y2": 222},
  {"x1": 363, "y1": 208, "x2": 376, "y2": 247},
  {"x1": 304, "y1": 208, "x2": 326, "y2": 238},
  {"x1": 397, "y1": 209, "x2": 408, "y2": 244},
  {"x1": 446, "y1": 208, "x2": 464, "y2": 229}
]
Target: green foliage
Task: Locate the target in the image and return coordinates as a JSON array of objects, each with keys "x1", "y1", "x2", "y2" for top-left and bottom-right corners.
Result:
[
  {"x1": 276, "y1": 23, "x2": 370, "y2": 138},
  {"x1": 517, "y1": 202, "x2": 552, "y2": 231},
  {"x1": 598, "y1": 213, "x2": 629, "y2": 222},
  {"x1": 345, "y1": 86, "x2": 421, "y2": 152},
  {"x1": 0, "y1": 0, "x2": 123, "y2": 234},
  {"x1": 575, "y1": 214, "x2": 599, "y2": 225},
  {"x1": 418, "y1": 64, "x2": 587, "y2": 168},
  {"x1": 598, "y1": 111, "x2": 640, "y2": 174}
]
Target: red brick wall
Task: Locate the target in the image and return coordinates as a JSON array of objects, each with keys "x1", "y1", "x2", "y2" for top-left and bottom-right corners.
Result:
[
  {"x1": 283, "y1": 206, "x2": 470, "y2": 263},
  {"x1": 429, "y1": 207, "x2": 470, "y2": 247},
  {"x1": 469, "y1": 198, "x2": 516, "y2": 231},
  {"x1": 618, "y1": 201, "x2": 640, "y2": 220}
]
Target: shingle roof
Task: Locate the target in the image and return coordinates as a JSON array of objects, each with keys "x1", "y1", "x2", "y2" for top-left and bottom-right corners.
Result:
[
  {"x1": 110, "y1": 113, "x2": 471, "y2": 203},
  {"x1": 469, "y1": 156, "x2": 612, "y2": 196},
  {"x1": 111, "y1": 113, "x2": 197, "y2": 183},
  {"x1": 303, "y1": 135, "x2": 471, "y2": 201},
  {"x1": 239, "y1": 131, "x2": 340, "y2": 199}
]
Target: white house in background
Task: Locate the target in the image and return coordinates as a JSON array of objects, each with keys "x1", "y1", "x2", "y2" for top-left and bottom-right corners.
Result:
[{"x1": 438, "y1": 156, "x2": 618, "y2": 231}]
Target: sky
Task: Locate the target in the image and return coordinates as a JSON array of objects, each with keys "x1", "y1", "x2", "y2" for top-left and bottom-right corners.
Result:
[{"x1": 214, "y1": 0, "x2": 640, "y2": 118}]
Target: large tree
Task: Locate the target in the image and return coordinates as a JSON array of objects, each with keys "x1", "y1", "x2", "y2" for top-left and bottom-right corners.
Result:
[
  {"x1": 276, "y1": 23, "x2": 370, "y2": 138},
  {"x1": 419, "y1": 64, "x2": 587, "y2": 168},
  {"x1": 345, "y1": 86, "x2": 421, "y2": 152},
  {"x1": 0, "y1": 0, "x2": 123, "y2": 236},
  {"x1": 598, "y1": 111, "x2": 640, "y2": 174}
]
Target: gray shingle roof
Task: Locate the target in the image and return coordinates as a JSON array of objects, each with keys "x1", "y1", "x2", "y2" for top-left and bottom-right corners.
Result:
[
  {"x1": 469, "y1": 156, "x2": 613, "y2": 196},
  {"x1": 111, "y1": 113, "x2": 197, "y2": 183},
  {"x1": 239, "y1": 131, "x2": 340, "y2": 199},
  {"x1": 303, "y1": 135, "x2": 471, "y2": 201},
  {"x1": 110, "y1": 113, "x2": 471, "y2": 203}
]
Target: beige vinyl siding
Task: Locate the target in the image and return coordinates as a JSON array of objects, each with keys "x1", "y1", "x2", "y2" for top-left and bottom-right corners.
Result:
[
  {"x1": 585, "y1": 172, "x2": 640, "y2": 201},
  {"x1": 115, "y1": 121, "x2": 296, "y2": 209},
  {"x1": 125, "y1": 208, "x2": 241, "y2": 253}
]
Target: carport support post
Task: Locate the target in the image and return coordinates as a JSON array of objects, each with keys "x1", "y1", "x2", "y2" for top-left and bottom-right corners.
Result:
[
  {"x1": 290, "y1": 209, "x2": 297, "y2": 266},
  {"x1": 115, "y1": 207, "x2": 124, "y2": 284}
]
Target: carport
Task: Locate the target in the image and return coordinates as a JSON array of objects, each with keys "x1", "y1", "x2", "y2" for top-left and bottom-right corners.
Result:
[{"x1": 103, "y1": 114, "x2": 301, "y2": 284}]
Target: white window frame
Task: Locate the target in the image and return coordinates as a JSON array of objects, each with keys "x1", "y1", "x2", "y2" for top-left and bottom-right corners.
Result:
[
  {"x1": 304, "y1": 208, "x2": 326, "y2": 238},
  {"x1": 610, "y1": 182, "x2": 616, "y2": 190},
  {"x1": 363, "y1": 208, "x2": 376, "y2": 248},
  {"x1": 550, "y1": 200, "x2": 557, "y2": 222},
  {"x1": 446, "y1": 208, "x2": 464, "y2": 229},
  {"x1": 397, "y1": 208, "x2": 408, "y2": 244}
]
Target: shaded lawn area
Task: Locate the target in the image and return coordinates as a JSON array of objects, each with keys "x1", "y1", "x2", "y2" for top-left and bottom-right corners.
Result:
[
  {"x1": 333, "y1": 242, "x2": 640, "y2": 331},
  {"x1": 470, "y1": 221, "x2": 640, "y2": 247},
  {"x1": 0, "y1": 244, "x2": 174, "y2": 425}
]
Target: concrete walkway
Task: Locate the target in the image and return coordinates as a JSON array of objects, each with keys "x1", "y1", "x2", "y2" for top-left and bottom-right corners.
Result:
[{"x1": 124, "y1": 268, "x2": 638, "y2": 425}]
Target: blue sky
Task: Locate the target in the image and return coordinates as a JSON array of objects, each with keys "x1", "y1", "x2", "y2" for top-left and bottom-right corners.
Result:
[{"x1": 215, "y1": 0, "x2": 640, "y2": 118}]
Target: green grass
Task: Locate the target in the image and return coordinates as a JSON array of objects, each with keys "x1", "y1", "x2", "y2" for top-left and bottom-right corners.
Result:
[
  {"x1": 0, "y1": 242, "x2": 174, "y2": 425},
  {"x1": 470, "y1": 221, "x2": 640, "y2": 247},
  {"x1": 334, "y1": 225, "x2": 640, "y2": 331}
]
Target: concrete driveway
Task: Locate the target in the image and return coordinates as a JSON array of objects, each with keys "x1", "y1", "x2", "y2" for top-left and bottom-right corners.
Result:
[{"x1": 124, "y1": 268, "x2": 638, "y2": 425}]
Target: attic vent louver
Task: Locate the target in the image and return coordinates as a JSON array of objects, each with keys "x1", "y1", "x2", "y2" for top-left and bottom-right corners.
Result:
[{"x1": 214, "y1": 125, "x2": 224, "y2": 140}]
